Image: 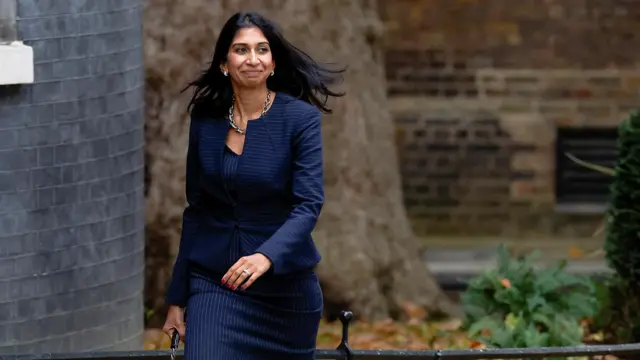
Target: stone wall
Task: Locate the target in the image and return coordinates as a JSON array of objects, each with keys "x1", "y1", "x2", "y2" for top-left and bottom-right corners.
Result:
[
  {"x1": 379, "y1": 0, "x2": 640, "y2": 237},
  {"x1": 0, "y1": 0, "x2": 145, "y2": 354}
]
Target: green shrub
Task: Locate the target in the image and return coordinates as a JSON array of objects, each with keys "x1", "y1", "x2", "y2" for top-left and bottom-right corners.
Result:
[
  {"x1": 587, "y1": 275, "x2": 640, "y2": 344},
  {"x1": 604, "y1": 110, "x2": 640, "y2": 284},
  {"x1": 598, "y1": 111, "x2": 640, "y2": 342},
  {"x1": 461, "y1": 244, "x2": 599, "y2": 355},
  {"x1": 563, "y1": 110, "x2": 640, "y2": 345}
]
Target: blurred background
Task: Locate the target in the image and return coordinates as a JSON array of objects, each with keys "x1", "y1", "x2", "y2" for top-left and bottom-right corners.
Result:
[{"x1": 0, "y1": 0, "x2": 636, "y2": 355}]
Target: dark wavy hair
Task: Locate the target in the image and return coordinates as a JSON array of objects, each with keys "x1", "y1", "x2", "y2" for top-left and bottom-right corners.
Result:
[{"x1": 184, "y1": 11, "x2": 346, "y2": 118}]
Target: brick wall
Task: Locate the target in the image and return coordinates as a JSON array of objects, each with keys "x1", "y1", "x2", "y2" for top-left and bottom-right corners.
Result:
[
  {"x1": 380, "y1": 0, "x2": 640, "y2": 237},
  {"x1": 0, "y1": 0, "x2": 145, "y2": 354}
]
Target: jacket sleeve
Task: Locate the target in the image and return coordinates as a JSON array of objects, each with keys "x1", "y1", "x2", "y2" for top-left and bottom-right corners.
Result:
[
  {"x1": 255, "y1": 108, "x2": 324, "y2": 274},
  {"x1": 165, "y1": 117, "x2": 201, "y2": 307}
]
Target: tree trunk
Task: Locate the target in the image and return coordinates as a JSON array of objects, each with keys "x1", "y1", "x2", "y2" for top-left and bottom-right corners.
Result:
[{"x1": 143, "y1": 0, "x2": 456, "y2": 325}]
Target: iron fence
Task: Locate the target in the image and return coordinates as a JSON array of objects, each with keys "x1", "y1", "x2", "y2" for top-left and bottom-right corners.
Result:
[{"x1": 2, "y1": 311, "x2": 640, "y2": 360}]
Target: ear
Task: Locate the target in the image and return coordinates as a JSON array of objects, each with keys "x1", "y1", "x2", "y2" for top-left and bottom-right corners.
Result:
[{"x1": 219, "y1": 63, "x2": 227, "y2": 74}]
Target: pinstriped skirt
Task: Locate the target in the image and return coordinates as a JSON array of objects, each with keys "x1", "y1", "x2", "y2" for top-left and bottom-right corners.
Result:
[{"x1": 184, "y1": 268, "x2": 323, "y2": 360}]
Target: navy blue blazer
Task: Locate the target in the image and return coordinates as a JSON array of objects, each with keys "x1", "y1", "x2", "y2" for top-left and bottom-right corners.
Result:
[{"x1": 166, "y1": 93, "x2": 324, "y2": 307}]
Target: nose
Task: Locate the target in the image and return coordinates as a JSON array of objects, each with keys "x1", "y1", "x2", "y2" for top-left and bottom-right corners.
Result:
[{"x1": 247, "y1": 49, "x2": 259, "y2": 65}]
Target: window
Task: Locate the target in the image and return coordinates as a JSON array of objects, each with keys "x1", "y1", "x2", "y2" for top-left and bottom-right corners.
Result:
[{"x1": 555, "y1": 126, "x2": 618, "y2": 211}]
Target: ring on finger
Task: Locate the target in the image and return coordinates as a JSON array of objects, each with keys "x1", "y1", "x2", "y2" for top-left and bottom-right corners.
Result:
[{"x1": 242, "y1": 268, "x2": 252, "y2": 276}]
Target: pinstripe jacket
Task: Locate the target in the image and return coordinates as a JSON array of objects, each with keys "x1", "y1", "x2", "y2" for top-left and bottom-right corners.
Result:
[{"x1": 165, "y1": 92, "x2": 324, "y2": 307}]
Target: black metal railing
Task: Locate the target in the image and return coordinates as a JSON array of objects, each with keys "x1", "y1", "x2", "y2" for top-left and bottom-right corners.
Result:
[{"x1": 2, "y1": 311, "x2": 640, "y2": 360}]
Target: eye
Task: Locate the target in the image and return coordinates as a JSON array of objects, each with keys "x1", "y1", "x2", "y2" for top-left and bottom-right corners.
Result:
[
  {"x1": 235, "y1": 47, "x2": 248, "y2": 54},
  {"x1": 258, "y1": 47, "x2": 270, "y2": 53}
]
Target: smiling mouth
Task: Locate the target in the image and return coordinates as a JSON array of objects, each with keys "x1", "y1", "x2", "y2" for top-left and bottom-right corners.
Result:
[{"x1": 243, "y1": 71, "x2": 263, "y2": 76}]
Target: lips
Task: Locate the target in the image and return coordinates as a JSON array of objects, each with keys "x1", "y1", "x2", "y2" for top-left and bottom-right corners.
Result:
[{"x1": 242, "y1": 71, "x2": 263, "y2": 77}]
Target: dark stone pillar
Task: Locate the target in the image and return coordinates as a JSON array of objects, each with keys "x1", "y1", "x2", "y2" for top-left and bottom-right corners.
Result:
[{"x1": 0, "y1": 0, "x2": 145, "y2": 354}]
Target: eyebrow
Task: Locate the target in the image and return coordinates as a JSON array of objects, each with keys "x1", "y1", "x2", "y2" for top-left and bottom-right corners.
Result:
[{"x1": 231, "y1": 42, "x2": 270, "y2": 47}]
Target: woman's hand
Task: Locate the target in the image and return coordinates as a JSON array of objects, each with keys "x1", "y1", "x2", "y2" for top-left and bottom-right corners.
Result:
[
  {"x1": 162, "y1": 305, "x2": 186, "y2": 342},
  {"x1": 222, "y1": 253, "x2": 272, "y2": 290}
]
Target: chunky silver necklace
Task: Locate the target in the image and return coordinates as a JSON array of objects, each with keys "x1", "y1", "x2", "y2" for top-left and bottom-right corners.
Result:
[{"x1": 228, "y1": 91, "x2": 271, "y2": 135}]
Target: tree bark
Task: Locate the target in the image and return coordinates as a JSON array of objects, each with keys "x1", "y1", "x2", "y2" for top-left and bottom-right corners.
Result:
[{"x1": 143, "y1": 0, "x2": 456, "y2": 325}]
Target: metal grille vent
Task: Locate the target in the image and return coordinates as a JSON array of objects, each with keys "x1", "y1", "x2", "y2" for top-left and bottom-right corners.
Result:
[{"x1": 555, "y1": 127, "x2": 618, "y2": 205}]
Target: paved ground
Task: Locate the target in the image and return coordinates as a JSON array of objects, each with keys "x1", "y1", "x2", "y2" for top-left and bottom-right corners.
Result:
[{"x1": 420, "y1": 236, "x2": 609, "y2": 290}]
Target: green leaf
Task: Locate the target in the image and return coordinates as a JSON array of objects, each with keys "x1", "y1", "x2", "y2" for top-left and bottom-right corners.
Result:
[
  {"x1": 504, "y1": 312, "x2": 519, "y2": 330},
  {"x1": 467, "y1": 316, "x2": 501, "y2": 338},
  {"x1": 460, "y1": 241, "x2": 601, "y2": 348},
  {"x1": 526, "y1": 295, "x2": 546, "y2": 313},
  {"x1": 521, "y1": 325, "x2": 550, "y2": 347}
]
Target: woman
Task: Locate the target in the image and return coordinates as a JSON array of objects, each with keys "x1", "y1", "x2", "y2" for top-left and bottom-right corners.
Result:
[{"x1": 161, "y1": 11, "x2": 345, "y2": 360}]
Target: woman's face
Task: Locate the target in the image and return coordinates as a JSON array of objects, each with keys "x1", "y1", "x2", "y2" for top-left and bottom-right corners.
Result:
[{"x1": 221, "y1": 27, "x2": 275, "y2": 89}]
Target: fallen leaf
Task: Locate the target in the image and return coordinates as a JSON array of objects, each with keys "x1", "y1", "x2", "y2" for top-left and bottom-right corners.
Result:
[
  {"x1": 569, "y1": 246, "x2": 586, "y2": 258},
  {"x1": 586, "y1": 331, "x2": 604, "y2": 342},
  {"x1": 434, "y1": 318, "x2": 462, "y2": 331},
  {"x1": 401, "y1": 301, "x2": 427, "y2": 321}
]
